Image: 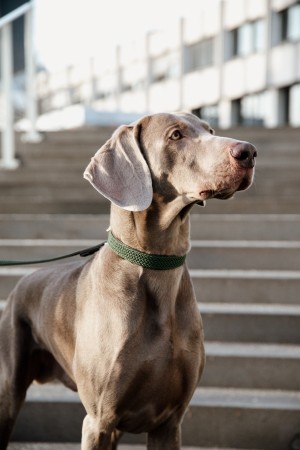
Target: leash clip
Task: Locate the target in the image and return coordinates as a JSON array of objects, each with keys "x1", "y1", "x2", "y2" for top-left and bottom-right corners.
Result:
[{"x1": 79, "y1": 243, "x2": 105, "y2": 257}]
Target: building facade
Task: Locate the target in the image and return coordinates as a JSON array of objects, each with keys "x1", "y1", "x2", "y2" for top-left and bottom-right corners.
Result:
[{"x1": 37, "y1": 0, "x2": 300, "y2": 128}]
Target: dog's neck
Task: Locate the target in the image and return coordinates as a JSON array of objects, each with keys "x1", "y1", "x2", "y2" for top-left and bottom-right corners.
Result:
[{"x1": 110, "y1": 197, "x2": 191, "y2": 257}]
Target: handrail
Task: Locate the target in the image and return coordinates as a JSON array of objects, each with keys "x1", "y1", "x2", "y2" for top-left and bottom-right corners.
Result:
[
  {"x1": 0, "y1": 1, "x2": 42, "y2": 170},
  {"x1": 0, "y1": 2, "x2": 32, "y2": 29}
]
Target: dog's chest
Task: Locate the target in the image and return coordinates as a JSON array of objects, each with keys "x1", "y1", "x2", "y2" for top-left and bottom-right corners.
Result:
[
  {"x1": 76, "y1": 266, "x2": 204, "y2": 432},
  {"x1": 110, "y1": 306, "x2": 203, "y2": 432},
  {"x1": 115, "y1": 342, "x2": 201, "y2": 433}
]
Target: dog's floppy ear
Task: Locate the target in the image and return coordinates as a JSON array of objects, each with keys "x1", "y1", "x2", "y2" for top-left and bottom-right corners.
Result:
[{"x1": 83, "y1": 124, "x2": 153, "y2": 211}]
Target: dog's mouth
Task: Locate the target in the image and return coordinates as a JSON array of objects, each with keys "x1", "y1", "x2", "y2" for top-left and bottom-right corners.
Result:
[
  {"x1": 199, "y1": 170, "x2": 254, "y2": 201},
  {"x1": 199, "y1": 189, "x2": 235, "y2": 201},
  {"x1": 214, "y1": 190, "x2": 236, "y2": 200}
]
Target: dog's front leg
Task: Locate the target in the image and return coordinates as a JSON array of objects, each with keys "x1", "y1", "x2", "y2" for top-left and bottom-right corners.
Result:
[
  {"x1": 147, "y1": 417, "x2": 181, "y2": 450},
  {"x1": 82, "y1": 414, "x2": 117, "y2": 450}
]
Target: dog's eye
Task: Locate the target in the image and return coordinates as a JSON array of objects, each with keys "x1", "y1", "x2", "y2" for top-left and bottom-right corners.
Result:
[
  {"x1": 170, "y1": 130, "x2": 182, "y2": 141},
  {"x1": 209, "y1": 128, "x2": 214, "y2": 135}
]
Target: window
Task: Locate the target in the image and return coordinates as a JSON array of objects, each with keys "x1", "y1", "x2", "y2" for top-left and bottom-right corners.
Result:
[
  {"x1": 253, "y1": 20, "x2": 265, "y2": 52},
  {"x1": 192, "y1": 105, "x2": 219, "y2": 127},
  {"x1": 150, "y1": 51, "x2": 180, "y2": 83},
  {"x1": 290, "y1": 83, "x2": 300, "y2": 126},
  {"x1": 232, "y1": 93, "x2": 267, "y2": 126},
  {"x1": 287, "y1": 2, "x2": 300, "y2": 41},
  {"x1": 279, "y1": 8, "x2": 288, "y2": 41},
  {"x1": 228, "y1": 19, "x2": 265, "y2": 59},
  {"x1": 240, "y1": 92, "x2": 267, "y2": 126},
  {"x1": 231, "y1": 99, "x2": 242, "y2": 126},
  {"x1": 278, "y1": 86, "x2": 290, "y2": 125},
  {"x1": 273, "y1": 3, "x2": 300, "y2": 44},
  {"x1": 237, "y1": 23, "x2": 253, "y2": 56},
  {"x1": 184, "y1": 38, "x2": 214, "y2": 73}
]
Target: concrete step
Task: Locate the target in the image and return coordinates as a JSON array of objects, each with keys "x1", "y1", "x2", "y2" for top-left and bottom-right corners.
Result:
[
  {"x1": 201, "y1": 303, "x2": 300, "y2": 344},
  {"x1": 215, "y1": 126, "x2": 300, "y2": 149},
  {"x1": 0, "y1": 214, "x2": 110, "y2": 239},
  {"x1": 255, "y1": 157, "x2": 300, "y2": 167},
  {"x1": 11, "y1": 383, "x2": 300, "y2": 450},
  {"x1": 0, "y1": 170, "x2": 85, "y2": 185},
  {"x1": 0, "y1": 198, "x2": 111, "y2": 214},
  {"x1": 7, "y1": 445, "x2": 267, "y2": 450},
  {"x1": 0, "y1": 173, "x2": 84, "y2": 187},
  {"x1": 1, "y1": 214, "x2": 300, "y2": 241},
  {"x1": 203, "y1": 197, "x2": 300, "y2": 214},
  {"x1": 1, "y1": 238, "x2": 299, "y2": 270},
  {"x1": 203, "y1": 341, "x2": 300, "y2": 390},
  {"x1": 191, "y1": 269, "x2": 300, "y2": 304},
  {"x1": 1, "y1": 268, "x2": 299, "y2": 304},
  {"x1": 8, "y1": 445, "x2": 251, "y2": 450},
  {"x1": 189, "y1": 240, "x2": 300, "y2": 270},
  {"x1": 0, "y1": 201, "x2": 101, "y2": 216},
  {"x1": 0, "y1": 187, "x2": 101, "y2": 201}
]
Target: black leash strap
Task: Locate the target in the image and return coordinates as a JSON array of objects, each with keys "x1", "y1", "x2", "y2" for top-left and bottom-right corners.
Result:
[{"x1": 0, "y1": 243, "x2": 105, "y2": 267}]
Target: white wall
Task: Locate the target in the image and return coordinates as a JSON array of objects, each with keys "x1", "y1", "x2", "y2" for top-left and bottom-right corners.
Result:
[
  {"x1": 183, "y1": 68, "x2": 220, "y2": 109},
  {"x1": 272, "y1": 0, "x2": 296, "y2": 11},
  {"x1": 149, "y1": 79, "x2": 181, "y2": 112},
  {"x1": 270, "y1": 43, "x2": 298, "y2": 86}
]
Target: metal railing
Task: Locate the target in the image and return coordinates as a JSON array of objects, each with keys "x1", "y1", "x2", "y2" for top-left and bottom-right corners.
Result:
[{"x1": 0, "y1": 1, "x2": 42, "y2": 170}]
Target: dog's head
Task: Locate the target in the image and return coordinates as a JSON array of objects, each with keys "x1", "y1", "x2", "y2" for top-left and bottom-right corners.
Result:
[{"x1": 84, "y1": 112, "x2": 257, "y2": 211}]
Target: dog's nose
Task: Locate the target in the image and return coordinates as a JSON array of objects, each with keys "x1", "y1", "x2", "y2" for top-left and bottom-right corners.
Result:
[{"x1": 230, "y1": 142, "x2": 257, "y2": 169}]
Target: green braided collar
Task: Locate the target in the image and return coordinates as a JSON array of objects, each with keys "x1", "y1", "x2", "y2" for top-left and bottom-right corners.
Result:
[{"x1": 107, "y1": 231, "x2": 186, "y2": 270}]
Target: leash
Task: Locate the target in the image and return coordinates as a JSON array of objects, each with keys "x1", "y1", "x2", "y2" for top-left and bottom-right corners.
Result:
[
  {"x1": 0, "y1": 233, "x2": 186, "y2": 270},
  {"x1": 0, "y1": 243, "x2": 105, "y2": 266}
]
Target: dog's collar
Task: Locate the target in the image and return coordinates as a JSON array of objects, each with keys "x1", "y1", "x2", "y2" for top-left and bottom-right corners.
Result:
[{"x1": 107, "y1": 231, "x2": 186, "y2": 270}]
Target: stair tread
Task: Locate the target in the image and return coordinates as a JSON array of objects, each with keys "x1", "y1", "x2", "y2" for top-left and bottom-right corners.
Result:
[
  {"x1": 1, "y1": 212, "x2": 300, "y2": 220},
  {"x1": 190, "y1": 269, "x2": 300, "y2": 279},
  {"x1": 200, "y1": 302, "x2": 300, "y2": 315},
  {"x1": 8, "y1": 445, "x2": 261, "y2": 450},
  {"x1": 2, "y1": 238, "x2": 300, "y2": 248},
  {"x1": 193, "y1": 387, "x2": 300, "y2": 410},
  {"x1": 205, "y1": 341, "x2": 300, "y2": 358},
  {"x1": 25, "y1": 383, "x2": 300, "y2": 410}
]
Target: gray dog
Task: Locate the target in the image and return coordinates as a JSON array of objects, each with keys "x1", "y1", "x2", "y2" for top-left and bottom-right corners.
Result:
[{"x1": 0, "y1": 112, "x2": 256, "y2": 449}]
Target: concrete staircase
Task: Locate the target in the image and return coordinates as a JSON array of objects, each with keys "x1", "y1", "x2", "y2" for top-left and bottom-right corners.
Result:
[{"x1": 1, "y1": 126, "x2": 300, "y2": 450}]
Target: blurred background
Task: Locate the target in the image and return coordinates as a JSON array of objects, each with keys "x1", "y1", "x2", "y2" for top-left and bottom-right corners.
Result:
[{"x1": 1, "y1": 0, "x2": 300, "y2": 135}]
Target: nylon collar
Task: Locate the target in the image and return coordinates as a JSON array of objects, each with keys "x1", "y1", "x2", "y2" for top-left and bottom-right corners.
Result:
[{"x1": 107, "y1": 231, "x2": 186, "y2": 270}]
